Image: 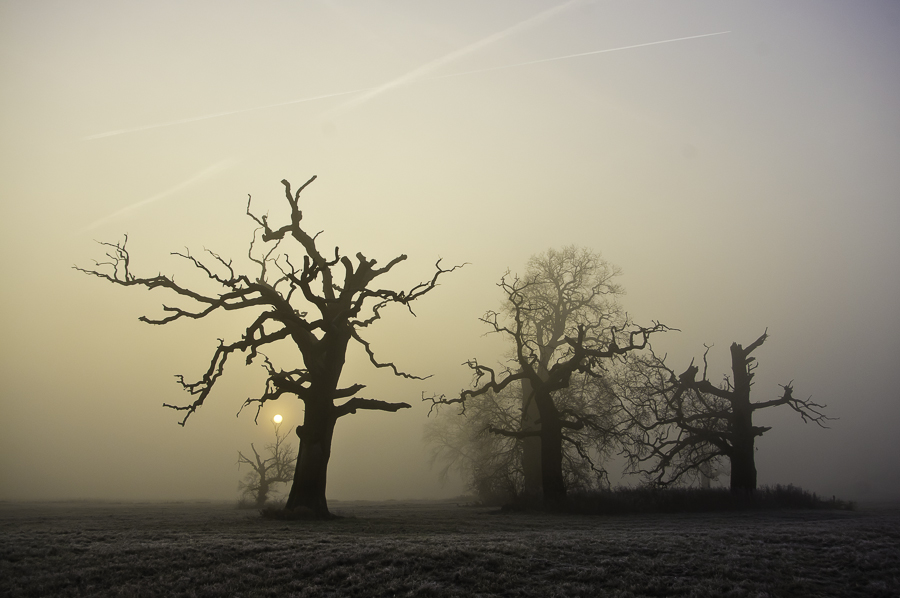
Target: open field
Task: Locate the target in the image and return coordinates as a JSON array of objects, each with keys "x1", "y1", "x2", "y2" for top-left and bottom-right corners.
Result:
[{"x1": 2, "y1": 499, "x2": 898, "y2": 597}]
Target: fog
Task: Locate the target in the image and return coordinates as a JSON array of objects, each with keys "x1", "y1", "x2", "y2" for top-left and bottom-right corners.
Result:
[{"x1": 1, "y1": 0, "x2": 898, "y2": 503}]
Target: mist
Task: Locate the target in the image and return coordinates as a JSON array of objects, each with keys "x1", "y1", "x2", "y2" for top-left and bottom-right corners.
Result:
[{"x1": 1, "y1": 0, "x2": 898, "y2": 505}]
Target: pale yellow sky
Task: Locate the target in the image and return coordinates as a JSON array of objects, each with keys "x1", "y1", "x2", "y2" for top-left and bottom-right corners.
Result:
[{"x1": 1, "y1": 0, "x2": 898, "y2": 501}]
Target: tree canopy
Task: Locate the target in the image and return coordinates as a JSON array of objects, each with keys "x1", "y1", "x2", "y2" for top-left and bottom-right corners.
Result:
[{"x1": 428, "y1": 246, "x2": 668, "y2": 506}]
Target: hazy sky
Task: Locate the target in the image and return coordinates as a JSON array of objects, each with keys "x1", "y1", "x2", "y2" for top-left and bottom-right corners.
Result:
[{"x1": 1, "y1": 0, "x2": 898, "y2": 502}]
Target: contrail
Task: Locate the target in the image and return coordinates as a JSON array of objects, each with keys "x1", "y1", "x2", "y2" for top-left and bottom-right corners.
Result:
[
  {"x1": 84, "y1": 91, "x2": 368, "y2": 140},
  {"x1": 86, "y1": 0, "x2": 586, "y2": 140},
  {"x1": 85, "y1": 27, "x2": 730, "y2": 140},
  {"x1": 429, "y1": 30, "x2": 732, "y2": 80},
  {"x1": 323, "y1": 0, "x2": 587, "y2": 117},
  {"x1": 75, "y1": 158, "x2": 237, "y2": 235}
]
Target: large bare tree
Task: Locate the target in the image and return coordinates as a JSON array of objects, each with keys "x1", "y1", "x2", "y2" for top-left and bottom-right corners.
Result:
[
  {"x1": 618, "y1": 331, "x2": 832, "y2": 493},
  {"x1": 77, "y1": 176, "x2": 461, "y2": 517},
  {"x1": 428, "y1": 246, "x2": 668, "y2": 507}
]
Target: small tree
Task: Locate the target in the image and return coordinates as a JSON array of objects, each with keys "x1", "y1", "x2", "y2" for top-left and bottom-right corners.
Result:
[
  {"x1": 77, "y1": 177, "x2": 461, "y2": 518},
  {"x1": 428, "y1": 246, "x2": 668, "y2": 507},
  {"x1": 619, "y1": 331, "x2": 832, "y2": 493},
  {"x1": 238, "y1": 420, "x2": 296, "y2": 507}
]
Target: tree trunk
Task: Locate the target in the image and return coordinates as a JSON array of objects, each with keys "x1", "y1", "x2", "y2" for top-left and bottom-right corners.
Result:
[
  {"x1": 699, "y1": 461, "x2": 713, "y2": 489},
  {"x1": 285, "y1": 330, "x2": 350, "y2": 518},
  {"x1": 728, "y1": 341, "x2": 757, "y2": 494},
  {"x1": 520, "y1": 379, "x2": 542, "y2": 497},
  {"x1": 286, "y1": 401, "x2": 337, "y2": 518},
  {"x1": 539, "y1": 418, "x2": 567, "y2": 508},
  {"x1": 730, "y1": 407, "x2": 758, "y2": 493},
  {"x1": 533, "y1": 389, "x2": 566, "y2": 508},
  {"x1": 256, "y1": 477, "x2": 269, "y2": 508},
  {"x1": 729, "y1": 445, "x2": 757, "y2": 493}
]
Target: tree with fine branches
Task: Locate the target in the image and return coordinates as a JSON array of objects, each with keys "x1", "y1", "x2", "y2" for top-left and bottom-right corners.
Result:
[
  {"x1": 427, "y1": 246, "x2": 668, "y2": 507},
  {"x1": 238, "y1": 419, "x2": 296, "y2": 508},
  {"x1": 426, "y1": 374, "x2": 618, "y2": 505},
  {"x1": 77, "y1": 176, "x2": 462, "y2": 518},
  {"x1": 425, "y1": 386, "x2": 525, "y2": 505}
]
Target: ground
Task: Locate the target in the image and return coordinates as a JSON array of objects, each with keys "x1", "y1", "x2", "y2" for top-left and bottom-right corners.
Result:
[{"x1": 1, "y1": 499, "x2": 898, "y2": 597}]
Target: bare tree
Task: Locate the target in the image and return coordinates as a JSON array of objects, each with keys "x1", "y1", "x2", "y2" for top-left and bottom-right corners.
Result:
[
  {"x1": 427, "y1": 246, "x2": 668, "y2": 507},
  {"x1": 427, "y1": 374, "x2": 617, "y2": 505},
  {"x1": 238, "y1": 420, "x2": 296, "y2": 507},
  {"x1": 426, "y1": 386, "x2": 524, "y2": 505},
  {"x1": 619, "y1": 331, "x2": 832, "y2": 493},
  {"x1": 77, "y1": 176, "x2": 461, "y2": 518}
]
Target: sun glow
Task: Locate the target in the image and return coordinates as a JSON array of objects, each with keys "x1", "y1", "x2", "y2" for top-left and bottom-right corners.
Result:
[{"x1": 273, "y1": 414, "x2": 283, "y2": 424}]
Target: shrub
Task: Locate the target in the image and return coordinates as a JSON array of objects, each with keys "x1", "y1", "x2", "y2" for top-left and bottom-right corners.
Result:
[{"x1": 504, "y1": 484, "x2": 854, "y2": 515}]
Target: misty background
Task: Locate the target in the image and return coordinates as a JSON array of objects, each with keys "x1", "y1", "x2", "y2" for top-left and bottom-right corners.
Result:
[{"x1": 1, "y1": 0, "x2": 898, "y2": 503}]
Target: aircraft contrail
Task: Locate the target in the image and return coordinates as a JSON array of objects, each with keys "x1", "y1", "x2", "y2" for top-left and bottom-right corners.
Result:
[
  {"x1": 85, "y1": 28, "x2": 730, "y2": 140},
  {"x1": 76, "y1": 158, "x2": 237, "y2": 235},
  {"x1": 322, "y1": 0, "x2": 587, "y2": 118},
  {"x1": 84, "y1": 91, "x2": 368, "y2": 140},
  {"x1": 87, "y1": 0, "x2": 586, "y2": 139},
  {"x1": 429, "y1": 30, "x2": 731, "y2": 81}
]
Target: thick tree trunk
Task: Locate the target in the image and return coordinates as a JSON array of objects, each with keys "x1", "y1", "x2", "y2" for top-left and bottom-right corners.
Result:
[
  {"x1": 285, "y1": 330, "x2": 349, "y2": 518},
  {"x1": 520, "y1": 379, "x2": 542, "y2": 497},
  {"x1": 729, "y1": 445, "x2": 757, "y2": 493},
  {"x1": 729, "y1": 408, "x2": 756, "y2": 493},
  {"x1": 728, "y1": 341, "x2": 758, "y2": 494},
  {"x1": 540, "y1": 420, "x2": 567, "y2": 508},
  {"x1": 533, "y1": 389, "x2": 566, "y2": 508},
  {"x1": 730, "y1": 405, "x2": 758, "y2": 493},
  {"x1": 286, "y1": 402, "x2": 337, "y2": 518}
]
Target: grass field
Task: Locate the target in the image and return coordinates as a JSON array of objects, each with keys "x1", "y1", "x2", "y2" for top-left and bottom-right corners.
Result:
[{"x1": 2, "y1": 499, "x2": 898, "y2": 597}]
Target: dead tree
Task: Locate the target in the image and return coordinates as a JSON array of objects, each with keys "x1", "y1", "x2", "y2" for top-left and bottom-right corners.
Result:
[
  {"x1": 238, "y1": 421, "x2": 296, "y2": 507},
  {"x1": 427, "y1": 246, "x2": 668, "y2": 507},
  {"x1": 619, "y1": 331, "x2": 832, "y2": 493},
  {"x1": 76, "y1": 176, "x2": 461, "y2": 518}
]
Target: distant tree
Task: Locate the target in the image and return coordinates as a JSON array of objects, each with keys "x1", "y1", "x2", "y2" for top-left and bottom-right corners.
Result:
[
  {"x1": 426, "y1": 386, "x2": 523, "y2": 505},
  {"x1": 618, "y1": 331, "x2": 832, "y2": 493},
  {"x1": 428, "y1": 246, "x2": 668, "y2": 507},
  {"x1": 76, "y1": 176, "x2": 461, "y2": 518},
  {"x1": 427, "y1": 375, "x2": 616, "y2": 505},
  {"x1": 238, "y1": 420, "x2": 296, "y2": 507},
  {"x1": 697, "y1": 458, "x2": 724, "y2": 489}
]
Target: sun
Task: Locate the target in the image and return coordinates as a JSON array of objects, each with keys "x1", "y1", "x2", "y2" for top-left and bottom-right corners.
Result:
[{"x1": 273, "y1": 414, "x2": 283, "y2": 424}]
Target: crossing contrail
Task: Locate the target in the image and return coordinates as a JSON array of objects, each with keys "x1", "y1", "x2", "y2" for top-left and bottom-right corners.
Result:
[
  {"x1": 75, "y1": 158, "x2": 237, "y2": 235},
  {"x1": 429, "y1": 30, "x2": 731, "y2": 81},
  {"x1": 322, "y1": 0, "x2": 586, "y2": 118},
  {"x1": 85, "y1": 27, "x2": 730, "y2": 141}
]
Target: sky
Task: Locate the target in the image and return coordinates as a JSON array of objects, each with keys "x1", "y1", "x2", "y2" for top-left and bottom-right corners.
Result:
[{"x1": 1, "y1": 0, "x2": 898, "y2": 503}]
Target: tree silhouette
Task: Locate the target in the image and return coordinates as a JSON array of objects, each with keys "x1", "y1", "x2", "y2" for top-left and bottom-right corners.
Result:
[
  {"x1": 238, "y1": 420, "x2": 296, "y2": 507},
  {"x1": 619, "y1": 331, "x2": 832, "y2": 493},
  {"x1": 428, "y1": 246, "x2": 668, "y2": 507},
  {"x1": 426, "y1": 386, "x2": 524, "y2": 505},
  {"x1": 77, "y1": 176, "x2": 461, "y2": 518},
  {"x1": 427, "y1": 375, "x2": 616, "y2": 505}
]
